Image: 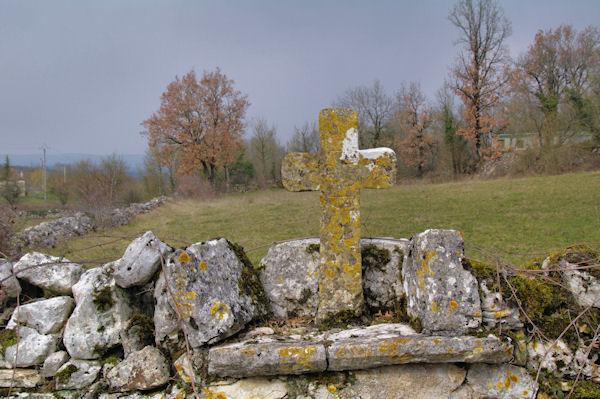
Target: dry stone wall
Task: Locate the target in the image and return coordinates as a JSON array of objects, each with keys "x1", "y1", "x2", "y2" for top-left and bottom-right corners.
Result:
[
  {"x1": 14, "y1": 197, "x2": 169, "y2": 251},
  {"x1": 0, "y1": 229, "x2": 597, "y2": 398}
]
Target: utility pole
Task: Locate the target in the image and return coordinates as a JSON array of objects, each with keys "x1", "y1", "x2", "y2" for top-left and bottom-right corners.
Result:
[{"x1": 40, "y1": 144, "x2": 49, "y2": 206}]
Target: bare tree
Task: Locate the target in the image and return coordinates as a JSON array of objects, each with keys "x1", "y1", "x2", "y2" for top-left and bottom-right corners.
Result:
[
  {"x1": 449, "y1": 0, "x2": 511, "y2": 161},
  {"x1": 249, "y1": 119, "x2": 285, "y2": 188},
  {"x1": 335, "y1": 80, "x2": 394, "y2": 147},
  {"x1": 510, "y1": 25, "x2": 600, "y2": 145},
  {"x1": 287, "y1": 122, "x2": 319, "y2": 154}
]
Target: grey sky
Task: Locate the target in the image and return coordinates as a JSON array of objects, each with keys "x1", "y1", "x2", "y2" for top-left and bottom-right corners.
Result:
[{"x1": 1, "y1": 0, "x2": 599, "y2": 156}]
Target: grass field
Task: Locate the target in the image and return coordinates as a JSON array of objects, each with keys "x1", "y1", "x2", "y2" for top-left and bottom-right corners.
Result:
[{"x1": 46, "y1": 171, "x2": 600, "y2": 267}]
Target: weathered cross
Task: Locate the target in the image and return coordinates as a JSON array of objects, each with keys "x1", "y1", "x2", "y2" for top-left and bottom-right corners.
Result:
[{"x1": 282, "y1": 107, "x2": 396, "y2": 323}]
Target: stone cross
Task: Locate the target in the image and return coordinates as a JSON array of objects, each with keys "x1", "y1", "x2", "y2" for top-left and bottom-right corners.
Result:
[{"x1": 281, "y1": 107, "x2": 396, "y2": 323}]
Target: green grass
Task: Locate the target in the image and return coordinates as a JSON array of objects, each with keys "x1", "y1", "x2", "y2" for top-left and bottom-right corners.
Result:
[{"x1": 45, "y1": 171, "x2": 600, "y2": 267}]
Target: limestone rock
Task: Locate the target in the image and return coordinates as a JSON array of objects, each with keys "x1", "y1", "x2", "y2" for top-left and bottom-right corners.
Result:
[
  {"x1": 154, "y1": 238, "x2": 264, "y2": 349},
  {"x1": 4, "y1": 326, "x2": 57, "y2": 367},
  {"x1": 63, "y1": 263, "x2": 133, "y2": 359},
  {"x1": 55, "y1": 359, "x2": 101, "y2": 390},
  {"x1": 480, "y1": 282, "x2": 523, "y2": 330},
  {"x1": 361, "y1": 238, "x2": 407, "y2": 310},
  {"x1": 352, "y1": 364, "x2": 466, "y2": 399},
  {"x1": 41, "y1": 350, "x2": 69, "y2": 378},
  {"x1": 327, "y1": 329, "x2": 512, "y2": 371},
  {"x1": 558, "y1": 258, "x2": 600, "y2": 309},
  {"x1": 174, "y1": 351, "x2": 204, "y2": 386},
  {"x1": 209, "y1": 339, "x2": 327, "y2": 378},
  {"x1": 259, "y1": 238, "x2": 320, "y2": 319},
  {"x1": 0, "y1": 261, "x2": 20, "y2": 302},
  {"x1": 14, "y1": 252, "x2": 84, "y2": 295},
  {"x1": 106, "y1": 346, "x2": 170, "y2": 391},
  {"x1": 467, "y1": 364, "x2": 537, "y2": 399},
  {"x1": 259, "y1": 238, "x2": 408, "y2": 319},
  {"x1": 206, "y1": 378, "x2": 288, "y2": 399},
  {"x1": 525, "y1": 339, "x2": 595, "y2": 378},
  {"x1": 0, "y1": 369, "x2": 43, "y2": 388},
  {"x1": 402, "y1": 229, "x2": 481, "y2": 335},
  {"x1": 7, "y1": 296, "x2": 74, "y2": 334},
  {"x1": 113, "y1": 231, "x2": 172, "y2": 288}
]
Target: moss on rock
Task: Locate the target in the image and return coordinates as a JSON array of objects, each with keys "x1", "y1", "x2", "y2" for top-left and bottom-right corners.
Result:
[
  {"x1": 227, "y1": 240, "x2": 270, "y2": 315},
  {"x1": 0, "y1": 329, "x2": 17, "y2": 355}
]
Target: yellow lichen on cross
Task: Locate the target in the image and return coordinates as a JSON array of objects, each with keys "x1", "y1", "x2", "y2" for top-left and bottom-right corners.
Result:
[{"x1": 282, "y1": 107, "x2": 396, "y2": 323}]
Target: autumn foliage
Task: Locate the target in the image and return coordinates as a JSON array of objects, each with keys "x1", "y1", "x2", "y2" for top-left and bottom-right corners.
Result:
[
  {"x1": 141, "y1": 69, "x2": 249, "y2": 185},
  {"x1": 393, "y1": 83, "x2": 439, "y2": 176}
]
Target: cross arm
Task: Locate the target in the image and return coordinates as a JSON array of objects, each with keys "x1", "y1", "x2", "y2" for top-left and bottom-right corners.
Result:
[
  {"x1": 281, "y1": 152, "x2": 321, "y2": 192},
  {"x1": 358, "y1": 148, "x2": 397, "y2": 189}
]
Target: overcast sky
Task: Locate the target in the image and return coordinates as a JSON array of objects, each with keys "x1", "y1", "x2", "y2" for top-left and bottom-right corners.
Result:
[{"x1": 1, "y1": 0, "x2": 599, "y2": 156}]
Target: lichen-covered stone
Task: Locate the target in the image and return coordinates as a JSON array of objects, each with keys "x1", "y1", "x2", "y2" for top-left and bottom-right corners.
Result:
[
  {"x1": 0, "y1": 369, "x2": 43, "y2": 388},
  {"x1": 352, "y1": 364, "x2": 466, "y2": 399},
  {"x1": 174, "y1": 351, "x2": 204, "y2": 386},
  {"x1": 466, "y1": 364, "x2": 537, "y2": 399},
  {"x1": 480, "y1": 282, "x2": 523, "y2": 330},
  {"x1": 4, "y1": 326, "x2": 57, "y2": 367},
  {"x1": 113, "y1": 231, "x2": 172, "y2": 288},
  {"x1": 13, "y1": 252, "x2": 84, "y2": 295},
  {"x1": 209, "y1": 339, "x2": 327, "y2": 378},
  {"x1": 7, "y1": 296, "x2": 74, "y2": 334},
  {"x1": 281, "y1": 107, "x2": 396, "y2": 323},
  {"x1": 63, "y1": 263, "x2": 133, "y2": 359},
  {"x1": 106, "y1": 346, "x2": 170, "y2": 391},
  {"x1": 259, "y1": 238, "x2": 320, "y2": 319},
  {"x1": 41, "y1": 350, "x2": 69, "y2": 378},
  {"x1": 259, "y1": 237, "x2": 408, "y2": 320},
  {"x1": 154, "y1": 238, "x2": 263, "y2": 349},
  {"x1": 327, "y1": 330, "x2": 511, "y2": 371},
  {"x1": 402, "y1": 229, "x2": 481, "y2": 335},
  {"x1": 55, "y1": 359, "x2": 101, "y2": 390}
]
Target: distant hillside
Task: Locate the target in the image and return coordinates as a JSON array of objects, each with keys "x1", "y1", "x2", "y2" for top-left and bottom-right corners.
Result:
[{"x1": 0, "y1": 153, "x2": 145, "y2": 175}]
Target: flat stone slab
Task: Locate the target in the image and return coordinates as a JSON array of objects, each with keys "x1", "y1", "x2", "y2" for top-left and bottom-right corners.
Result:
[
  {"x1": 327, "y1": 333, "x2": 512, "y2": 371},
  {"x1": 0, "y1": 369, "x2": 43, "y2": 388},
  {"x1": 207, "y1": 323, "x2": 512, "y2": 378},
  {"x1": 209, "y1": 340, "x2": 327, "y2": 378}
]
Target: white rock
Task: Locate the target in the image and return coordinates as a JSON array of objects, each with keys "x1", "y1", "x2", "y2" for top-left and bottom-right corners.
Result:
[
  {"x1": 14, "y1": 252, "x2": 84, "y2": 295},
  {"x1": 41, "y1": 350, "x2": 69, "y2": 377},
  {"x1": 113, "y1": 231, "x2": 172, "y2": 288},
  {"x1": 55, "y1": 359, "x2": 101, "y2": 390},
  {"x1": 0, "y1": 261, "x2": 20, "y2": 302},
  {"x1": 107, "y1": 346, "x2": 170, "y2": 391},
  {"x1": 63, "y1": 263, "x2": 133, "y2": 359},
  {"x1": 7, "y1": 296, "x2": 74, "y2": 334},
  {"x1": 4, "y1": 326, "x2": 57, "y2": 367},
  {"x1": 207, "y1": 377, "x2": 288, "y2": 399}
]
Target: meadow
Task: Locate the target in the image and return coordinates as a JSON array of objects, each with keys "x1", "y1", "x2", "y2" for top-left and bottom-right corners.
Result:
[{"x1": 48, "y1": 171, "x2": 600, "y2": 267}]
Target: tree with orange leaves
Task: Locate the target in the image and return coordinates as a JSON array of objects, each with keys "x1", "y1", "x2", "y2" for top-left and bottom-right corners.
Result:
[
  {"x1": 141, "y1": 68, "x2": 250, "y2": 185},
  {"x1": 449, "y1": 0, "x2": 511, "y2": 163},
  {"x1": 394, "y1": 82, "x2": 439, "y2": 176}
]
